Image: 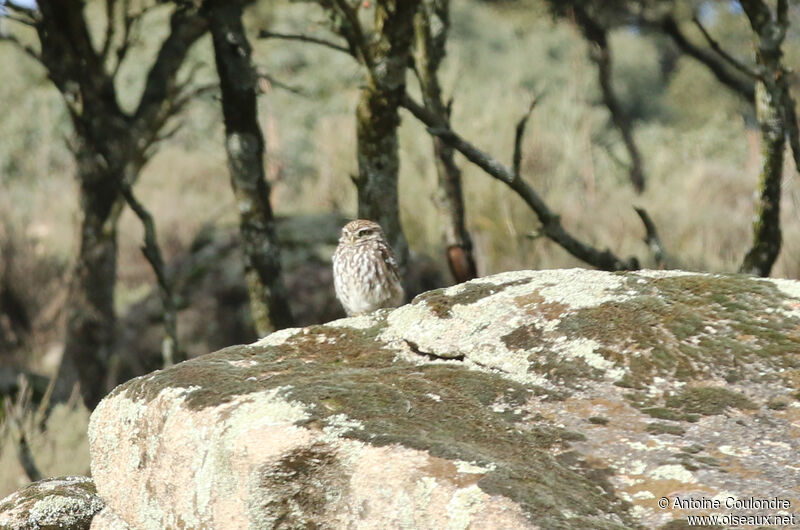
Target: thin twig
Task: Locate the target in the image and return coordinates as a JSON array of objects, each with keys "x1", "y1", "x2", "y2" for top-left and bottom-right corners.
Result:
[
  {"x1": 171, "y1": 83, "x2": 217, "y2": 114},
  {"x1": 113, "y1": 0, "x2": 148, "y2": 77},
  {"x1": 513, "y1": 97, "x2": 539, "y2": 178},
  {"x1": 256, "y1": 71, "x2": 309, "y2": 97},
  {"x1": 4, "y1": 376, "x2": 42, "y2": 482},
  {"x1": 0, "y1": 13, "x2": 35, "y2": 26},
  {"x1": 692, "y1": 15, "x2": 761, "y2": 80},
  {"x1": 634, "y1": 206, "x2": 669, "y2": 268},
  {"x1": 330, "y1": 0, "x2": 373, "y2": 68},
  {"x1": 154, "y1": 121, "x2": 183, "y2": 144},
  {"x1": 651, "y1": 15, "x2": 754, "y2": 102},
  {"x1": 101, "y1": 0, "x2": 117, "y2": 61},
  {"x1": 3, "y1": 1, "x2": 37, "y2": 21},
  {"x1": 401, "y1": 94, "x2": 639, "y2": 271},
  {"x1": 118, "y1": 183, "x2": 183, "y2": 367},
  {"x1": 257, "y1": 30, "x2": 350, "y2": 54},
  {"x1": 0, "y1": 33, "x2": 41, "y2": 63}
]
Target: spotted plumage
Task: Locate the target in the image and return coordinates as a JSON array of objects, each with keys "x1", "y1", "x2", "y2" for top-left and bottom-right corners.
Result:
[{"x1": 332, "y1": 219, "x2": 404, "y2": 316}]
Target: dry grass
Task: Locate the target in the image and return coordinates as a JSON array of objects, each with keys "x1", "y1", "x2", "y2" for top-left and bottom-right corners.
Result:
[{"x1": 0, "y1": 384, "x2": 90, "y2": 498}]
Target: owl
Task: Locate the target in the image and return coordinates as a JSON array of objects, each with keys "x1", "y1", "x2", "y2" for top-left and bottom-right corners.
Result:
[{"x1": 332, "y1": 219, "x2": 404, "y2": 316}]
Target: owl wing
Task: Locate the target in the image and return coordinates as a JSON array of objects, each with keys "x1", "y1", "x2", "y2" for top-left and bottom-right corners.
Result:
[
  {"x1": 378, "y1": 243, "x2": 401, "y2": 281},
  {"x1": 378, "y1": 243, "x2": 404, "y2": 306}
]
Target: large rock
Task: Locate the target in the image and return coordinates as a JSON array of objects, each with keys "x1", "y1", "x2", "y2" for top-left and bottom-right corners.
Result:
[
  {"x1": 0, "y1": 476, "x2": 104, "y2": 529},
  {"x1": 88, "y1": 269, "x2": 800, "y2": 528}
]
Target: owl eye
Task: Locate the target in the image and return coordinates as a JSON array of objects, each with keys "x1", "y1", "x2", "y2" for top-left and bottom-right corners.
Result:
[{"x1": 357, "y1": 228, "x2": 373, "y2": 237}]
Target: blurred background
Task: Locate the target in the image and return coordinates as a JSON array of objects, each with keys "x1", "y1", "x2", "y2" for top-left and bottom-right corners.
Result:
[{"x1": 1, "y1": 0, "x2": 799, "y2": 498}]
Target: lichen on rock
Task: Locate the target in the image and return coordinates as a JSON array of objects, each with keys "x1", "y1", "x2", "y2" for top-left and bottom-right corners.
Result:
[
  {"x1": 86, "y1": 269, "x2": 800, "y2": 529},
  {"x1": 0, "y1": 476, "x2": 104, "y2": 530}
]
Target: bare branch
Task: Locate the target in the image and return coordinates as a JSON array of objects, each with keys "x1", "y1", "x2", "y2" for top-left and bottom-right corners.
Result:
[
  {"x1": 0, "y1": 32, "x2": 41, "y2": 63},
  {"x1": 118, "y1": 183, "x2": 182, "y2": 367},
  {"x1": 172, "y1": 83, "x2": 216, "y2": 114},
  {"x1": 3, "y1": 377, "x2": 42, "y2": 482},
  {"x1": 513, "y1": 97, "x2": 539, "y2": 178},
  {"x1": 634, "y1": 206, "x2": 669, "y2": 269},
  {"x1": 256, "y1": 70, "x2": 309, "y2": 97},
  {"x1": 573, "y1": 5, "x2": 645, "y2": 193},
  {"x1": 330, "y1": 0, "x2": 373, "y2": 68},
  {"x1": 652, "y1": 15, "x2": 754, "y2": 102},
  {"x1": 100, "y1": 0, "x2": 118, "y2": 61},
  {"x1": 112, "y1": 2, "x2": 156, "y2": 78},
  {"x1": 257, "y1": 29, "x2": 350, "y2": 54},
  {"x1": 4, "y1": 0, "x2": 37, "y2": 19},
  {"x1": 4, "y1": 1, "x2": 34, "y2": 12},
  {"x1": 154, "y1": 121, "x2": 183, "y2": 144},
  {"x1": 133, "y1": 5, "x2": 207, "y2": 129},
  {"x1": 0, "y1": 12, "x2": 35, "y2": 26},
  {"x1": 401, "y1": 94, "x2": 639, "y2": 271},
  {"x1": 692, "y1": 15, "x2": 761, "y2": 80}
]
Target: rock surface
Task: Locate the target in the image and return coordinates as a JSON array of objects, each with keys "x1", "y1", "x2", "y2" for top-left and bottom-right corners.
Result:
[
  {"x1": 88, "y1": 269, "x2": 800, "y2": 528},
  {"x1": 0, "y1": 475, "x2": 104, "y2": 530}
]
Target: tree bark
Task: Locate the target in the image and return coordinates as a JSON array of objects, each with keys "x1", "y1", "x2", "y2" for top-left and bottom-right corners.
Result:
[
  {"x1": 413, "y1": 0, "x2": 477, "y2": 283},
  {"x1": 56, "y1": 150, "x2": 122, "y2": 408},
  {"x1": 206, "y1": 0, "x2": 294, "y2": 334},
  {"x1": 573, "y1": 6, "x2": 646, "y2": 194},
  {"x1": 353, "y1": 0, "x2": 420, "y2": 272},
  {"x1": 739, "y1": 0, "x2": 790, "y2": 276},
  {"x1": 30, "y1": 0, "x2": 207, "y2": 408}
]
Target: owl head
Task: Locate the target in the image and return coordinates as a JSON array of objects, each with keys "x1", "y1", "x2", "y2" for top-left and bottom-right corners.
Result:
[{"x1": 339, "y1": 219, "x2": 385, "y2": 246}]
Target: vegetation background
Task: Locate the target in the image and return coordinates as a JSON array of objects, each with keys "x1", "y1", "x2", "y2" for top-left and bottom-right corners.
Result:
[{"x1": 1, "y1": 0, "x2": 800, "y2": 497}]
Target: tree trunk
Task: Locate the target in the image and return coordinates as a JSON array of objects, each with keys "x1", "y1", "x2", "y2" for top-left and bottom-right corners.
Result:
[
  {"x1": 413, "y1": 0, "x2": 477, "y2": 283},
  {"x1": 54, "y1": 212, "x2": 120, "y2": 407},
  {"x1": 31, "y1": 0, "x2": 208, "y2": 407},
  {"x1": 739, "y1": 0, "x2": 790, "y2": 276},
  {"x1": 207, "y1": 0, "x2": 294, "y2": 334},
  {"x1": 57, "y1": 169, "x2": 121, "y2": 408},
  {"x1": 354, "y1": 0, "x2": 420, "y2": 272}
]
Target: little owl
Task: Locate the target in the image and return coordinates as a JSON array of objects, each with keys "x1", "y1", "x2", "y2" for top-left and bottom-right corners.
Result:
[{"x1": 333, "y1": 219, "x2": 404, "y2": 316}]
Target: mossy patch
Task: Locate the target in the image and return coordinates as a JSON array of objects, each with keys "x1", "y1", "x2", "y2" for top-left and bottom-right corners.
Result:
[
  {"x1": 254, "y1": 443, "x2": 347, "y2": 528},
  {"x1": 767, "y1": 398, "x2": 788, "y2": 410},
  {"x1": 664, "y1": 387, "x2": 756, "y2": 416},
  {"x1": 115, "y1": 321, "x2": 394, "y2": 409},
  {"x1": 112, "y1": 316, "x2": 637, "y2": 527},
  {"x1": 635, "y1": 386, "x2": 754, "y2": 422},
  {"x1": 412, "y1": 278, "x2": 528, "y2": 319},
  {"x1": 528, "y1": 351, "x2": 605, "y2": 383},
  {"x1": 280, "y1": 360, "x2": 638, "y2": 528},
  {"x1": 640, "y1": 407, "x2": 700, "y2": 423},
  {"x1": 284, "y1": 365, "x2": 635, "y2": 527},
  {"x1": 645, "y1": 423, "x2": 685, "y2": 436},
  {"x1": 557, "y1": 274, "x2": 800, "y2": 388},
  {"x1": 664, "y1": 450, "x2": 722, "y2": 474}
]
